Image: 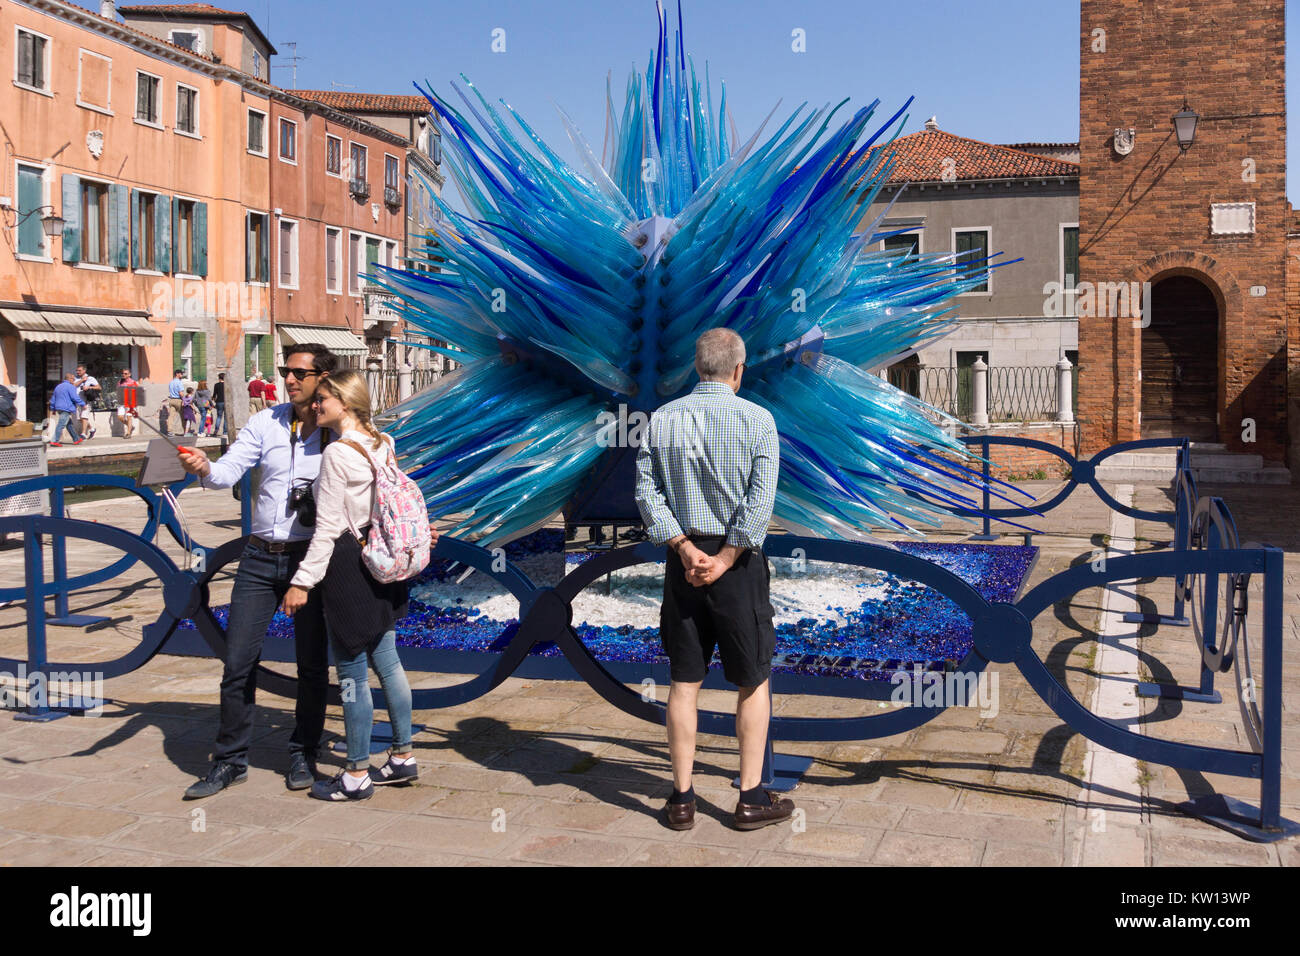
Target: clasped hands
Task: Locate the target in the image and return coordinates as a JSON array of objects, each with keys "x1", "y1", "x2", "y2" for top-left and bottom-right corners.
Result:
[{"x1": 675, "y1": 538, "x2": 741, "y2": 587}]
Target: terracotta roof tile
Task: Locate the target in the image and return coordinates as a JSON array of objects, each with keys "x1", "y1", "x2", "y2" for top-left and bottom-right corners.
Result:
[
  {"x1": 118, "y1": 4, "x2": 247, "y2": 17},
  {"x1": 870, "y1": 127, "x2": 1079, "y2": 184},
  {"x1": 294, "y1": 90, "x2": 432, "y2": 114}
]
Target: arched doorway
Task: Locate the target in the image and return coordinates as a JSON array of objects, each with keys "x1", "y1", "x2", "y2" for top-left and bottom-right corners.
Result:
[{"x1": 1141, "y1": 275, "x2": 1218, "y2": 441}]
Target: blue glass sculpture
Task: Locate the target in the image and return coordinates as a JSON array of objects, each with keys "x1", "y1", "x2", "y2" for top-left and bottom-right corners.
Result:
[{"x1": 373, "y1": 2, "x2": 1020, "y2": 549}]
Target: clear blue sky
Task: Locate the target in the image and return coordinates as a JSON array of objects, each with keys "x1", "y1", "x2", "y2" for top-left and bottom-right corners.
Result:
[{"x1": 259, "y1": 0, "x2": 1296, "y2": 205}]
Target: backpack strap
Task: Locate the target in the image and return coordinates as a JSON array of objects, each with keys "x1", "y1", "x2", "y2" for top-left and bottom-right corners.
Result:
[{"x1": 334, "y1": 438, "x2": 380, "y2": 543}]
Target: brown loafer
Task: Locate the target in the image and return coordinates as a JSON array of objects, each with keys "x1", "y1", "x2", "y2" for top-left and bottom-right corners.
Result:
[
  {"x1": 733, "y1": 790, "x2": 795, "y2": 830},
  {"x1": 665, "y1": 799, "x2": 696, "y2": 830}
]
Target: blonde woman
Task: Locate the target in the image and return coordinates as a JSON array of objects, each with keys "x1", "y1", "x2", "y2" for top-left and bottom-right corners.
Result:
[{"x1": 281, "y1": 370, "x2": 419, "y2": 801}]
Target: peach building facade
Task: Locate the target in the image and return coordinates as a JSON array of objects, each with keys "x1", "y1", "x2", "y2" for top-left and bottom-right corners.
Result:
[{"x1": 0, "y1": 0, "x2": 416, "y2": 425}]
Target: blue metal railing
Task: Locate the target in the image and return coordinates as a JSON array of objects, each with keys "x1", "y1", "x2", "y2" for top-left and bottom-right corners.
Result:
[{"x1": 0, "y1": 441, "x2": 1292, "y2": 841}]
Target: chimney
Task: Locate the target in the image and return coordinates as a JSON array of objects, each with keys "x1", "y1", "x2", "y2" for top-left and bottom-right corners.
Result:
[
  {"x1": 100, "y1": 1, "x2": 117, "y2": 20},
  {"x1": 924, "y1": 116, "x2": 939, "y2": 131}
]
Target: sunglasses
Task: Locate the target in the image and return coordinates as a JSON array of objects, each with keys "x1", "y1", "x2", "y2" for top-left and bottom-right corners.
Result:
[{"x1": 278, "y1": 366, "x2": 320, "y2": 381}]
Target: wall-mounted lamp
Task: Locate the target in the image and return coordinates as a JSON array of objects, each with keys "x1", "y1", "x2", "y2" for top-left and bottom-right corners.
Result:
[
  {"x1": 4, "y1": 204, "x2": 65, "y2": 239},
  {"x1": 1172, "y1": 99, "x2": 1199, "y2": 151}
]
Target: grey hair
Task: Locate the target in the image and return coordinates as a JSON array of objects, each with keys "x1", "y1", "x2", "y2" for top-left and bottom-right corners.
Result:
[{"x1": 694, "y1": 328, "x2": 746, "y2": 380}]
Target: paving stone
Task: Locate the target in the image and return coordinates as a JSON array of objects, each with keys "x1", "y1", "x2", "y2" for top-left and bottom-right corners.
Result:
[
  {"x1": 0, "y1": 801, "x2": 137, "y2": 840},
  {"x1": 900, "y1": 807, "x2": 1061, "y2": 845},
  {"x1": 1151, "y1": 833, "x2": 1274, "y2": 866},
  {"x1": 261, "y1": 838, "x2": 377, "y2": 866},
  {"x1": 982, "y1": 842, "x2": 1064, "y2": 866},
  {"x1": 625, "y1": 842, "x2": 755, "y2": 866},
  {"x1": 108, "y1": 815, "x2": 244, "y2": 856},
  {"x1": 509, "y1": 830, "x2": 641, "y2": 865},
  {"x1": 871, "y1": 830, "x2": 983, "y2": 866}
]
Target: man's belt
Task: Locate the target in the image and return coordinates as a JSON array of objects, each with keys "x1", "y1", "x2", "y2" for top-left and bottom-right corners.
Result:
[{"x1": 248, "y1": 535, "x2": 311, "y2": 554}]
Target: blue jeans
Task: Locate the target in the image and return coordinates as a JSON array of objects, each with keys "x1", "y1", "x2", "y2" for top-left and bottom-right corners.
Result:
[
  {"x1": 53, "y1": 411, "x2": 79, "y2": 442},
  {"x1": 214, "y1": 543, "x2": 329, "y2": 770},
  {"x1": 213, "y1": 402, "x2": 226, "y2": 435},
  {"x1": 330, "y1": 627, "x2": 412, "y2": 770}
]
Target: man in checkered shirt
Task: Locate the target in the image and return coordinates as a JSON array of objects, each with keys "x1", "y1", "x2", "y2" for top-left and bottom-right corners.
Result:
[{"x1": 634, "y1": 327, "x2": 795, "y2": 832}]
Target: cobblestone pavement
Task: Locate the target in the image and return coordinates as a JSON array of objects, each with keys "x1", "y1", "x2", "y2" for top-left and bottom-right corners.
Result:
[{"x1": 0, "y1": 477, "x2": 1295, "y2": 866}]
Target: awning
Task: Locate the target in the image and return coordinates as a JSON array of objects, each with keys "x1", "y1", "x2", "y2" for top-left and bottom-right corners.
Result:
[
  {"x1": 278, "y1": 324, "x2": 370, "y2": 357},
  {"x1": 0, "y1": 308, "x2": 162, "y2": 346}
]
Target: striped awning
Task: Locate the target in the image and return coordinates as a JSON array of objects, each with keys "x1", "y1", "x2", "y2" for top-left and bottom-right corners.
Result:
[
  {"x1": 0, "y1": 308, "x2": 162, "y2": 346},
  {"x1": 278, "y1": 323, "x2": 370, "y2": 356}
]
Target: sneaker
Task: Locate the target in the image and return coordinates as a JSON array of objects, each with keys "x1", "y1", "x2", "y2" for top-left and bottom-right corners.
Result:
[
  {"x1": 184, "y1": 762, "x2": 248, "y2": 800},
  {"x1": 72, "y1": 437, "x2": 84, "y2": 445},
  {"x1": 368, "y1": 754, "x2": 418, "y2": 786},
  {"x1": 310, "y1": 770, "x2": 373, "y2": 802},
  {"x1": 49, "y1": 442, "x2": 62, "y2": 447},
  {"x1": 285, "y1": 752, "x2": 316, "y2": 791}
]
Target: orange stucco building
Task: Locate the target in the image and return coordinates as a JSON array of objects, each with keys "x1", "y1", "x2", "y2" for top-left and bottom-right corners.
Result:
[{"x1": 0, "y1": 0, "x2": 420, "y2": 424}]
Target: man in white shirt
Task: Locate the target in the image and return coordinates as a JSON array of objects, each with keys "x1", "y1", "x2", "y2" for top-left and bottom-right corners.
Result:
[
  {"x1": 73, "y1": 366, "x2": 100, "y2": 441},
  {"x1": 176, "y1": 343, "x2": 338, "y2": 798}
]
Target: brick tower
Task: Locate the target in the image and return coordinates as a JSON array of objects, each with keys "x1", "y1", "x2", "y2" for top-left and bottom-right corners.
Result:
[{"x1": 1077, "y1": 0, "x2": 1288, "y2": 464}]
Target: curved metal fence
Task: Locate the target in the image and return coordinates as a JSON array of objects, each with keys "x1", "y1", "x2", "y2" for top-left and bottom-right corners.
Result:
[{"x1": 0, "y1": 441, "x2": 1292, "y2": 841}]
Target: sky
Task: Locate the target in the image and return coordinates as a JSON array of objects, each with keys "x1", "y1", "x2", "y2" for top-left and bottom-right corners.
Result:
[{"x1": 254, "y1": 0, "x2": 1295, "y2": 205}]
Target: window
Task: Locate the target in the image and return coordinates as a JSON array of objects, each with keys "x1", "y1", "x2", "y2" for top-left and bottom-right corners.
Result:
[
  {"x1": 251, "y1": 50, "x2": 262, "y2": 79},
  {"x1": 16, "y1": 28, "x2": 49, "y2": 92},
  {"x1": 81, "y1": 181, "x2": 110, "y2": 264},
  {"x1": 175, "y1": 199, "x2": 196, "y2": 274},
  {"x1": 349, "y1": 143, "x2": 367, "y2": 183},
  {"x1": 884, "y1": 233, "x2": 919, "y2": 257},
  {"x1": 348, "y1": 233, "x2": 362, "y2": 294},
  {"x1": 385, "y1": 155, "x2": 400, "y2": 190},
  {"x1": 326, "y1": 135, "x2": 342, "y2": 176},
  {"x1": 954, "y1": 228, "x2": 990, "y2": 293},
  {"x1": 176, "y1": 84, "x2": 198, "y2": 136},
  {"x1": 279, "y1": 118, "x2": 296, "y2": 163},
  {"x1": 365, "y1": 236, "x2": 381, "y2": 283},
  {"x1": 77, "y1": 49, "x2": 112, "y2": 113},
  {"x1": 169, "y1": 30, "x2": 200, "y2": 52},
  {"x1": 247, "y1": 211, "x2": 270, "y2": 283},
  {"x1": 136, "y1": 192, "x2": 157, "y2": 270},
  {"x1": 326, "y1": 227, "x2": 342, "y2": 293},
  {"x1": 1061, "y1": 224, "x2": 1079, "y2": 317},
  {"x1": 278, "y1": 218, "x2": 298, "y2": 288},
  {"x1": 16, "y1": 164, "x2": 47, "y2": 258},
  {"x1": 248, "y1": 108, "x2": 267, "y2": 155},
  {"x1": 135, "y1": 71, "x2": 161, "y2": 125}
]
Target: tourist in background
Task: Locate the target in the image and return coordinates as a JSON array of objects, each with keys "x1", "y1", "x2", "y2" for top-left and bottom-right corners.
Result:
[
  {"x1": 634, "y1": 327, "x2": 791, "y2": 832},
  {"x1": 48, "y1": 372, "x2": 85, "y2": 447},
  {"x1": 249, "y1": 372, "x2": 266, "y2": 414},
  {"x1": 74, "y1": 365, "x2": 100, "y2": 441},
  {"x1": 212, "y1": 373, "x2": 227, "y2": 436},
  {"x1": 194, "y1": 380, "x2": 212, "y2": 437},
  {"x1": 262, "y1": 375, "x2": 278, "y2": 406},
  {"x1": 281, "y1": 370, "x2": 424, "y2": 801},
  {"x1": 166, "y1": 369, "x2": 185, "y2": 436},
  {"x1": 181, "y1": 387, "x2": 198, "y2": 436},
  {"x1": 117, "y1": 369, "x2": 139, "y2": 439}
]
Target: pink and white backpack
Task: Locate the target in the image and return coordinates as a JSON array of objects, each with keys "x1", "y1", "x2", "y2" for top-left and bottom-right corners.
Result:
[{"x1": 338, "y1": 437, "x2": 433, "y2": 583}]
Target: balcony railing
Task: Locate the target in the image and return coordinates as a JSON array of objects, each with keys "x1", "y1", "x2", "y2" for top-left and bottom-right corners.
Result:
[
  {"x1": 349, "y1": 179, "x2": 371, "y2": 200},
  {"x1": 384, "y1": 185, "x2": 401, "y2": 207}
]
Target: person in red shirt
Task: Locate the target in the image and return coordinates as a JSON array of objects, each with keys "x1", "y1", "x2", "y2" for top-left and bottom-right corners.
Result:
[
  {"x1": 262, "y1": 377, "x2": 278, "y2": 405},
  {"x1": 248, "y1": 373, "x2": 266, "y2": 413},
  {"x1": 117, "y1": 369, "x2": 140, "y2": 439}
]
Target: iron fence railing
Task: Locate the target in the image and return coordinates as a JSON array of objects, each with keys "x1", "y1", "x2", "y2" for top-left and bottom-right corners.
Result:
[{"x1": 887, "y1": 364, "x2": 1078, "y2": 423}]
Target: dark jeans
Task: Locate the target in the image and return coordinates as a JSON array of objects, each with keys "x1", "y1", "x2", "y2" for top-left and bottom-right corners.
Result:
[{"x1": 213, "y1": 543, "x2": 328, "y2": 770}]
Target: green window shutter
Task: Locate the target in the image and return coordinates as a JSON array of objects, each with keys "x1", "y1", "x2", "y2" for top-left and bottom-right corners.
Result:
[
  {"x1": 1063, "y1": 226, "x2": 1079, "y2": 285},
  {"x1": 17, "y1": 166, "x2": 44, "y2": 256},
  {"x1": 259, "y1": 335, "x2": 274, "y2": 379},
  {"x1": 194, "y1": 333, "x2": 207, "y2": 381},
  {"x1": 61, "y1": 174, "x2": 81, "y2": 263},
  {"x1": 109, "y1": 184, "x2": 129, "y2": 268},
  {"x1": 259, "y1": 217, "x2": 269, "y2": 284},
  {"x1": 173, "y1": 331, "x2": 187, "y2": 373},
  {"x1": 156, "y1": 195, "x2": 172, "y2": 274},
  {"x1": 193, "y1": 202, "x2": 208, "y2": 277},
  {"x1": 244, "y1": 334, "x2": 255, "y2": 379},
  {"x1": 129, "y1": 189, "x2": 140, "y2": 269}
]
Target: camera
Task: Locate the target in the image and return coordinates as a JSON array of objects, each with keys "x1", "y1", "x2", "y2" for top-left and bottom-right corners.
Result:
[{"x1": 288, "y1": 479, "x2": 317, "y2": 527}]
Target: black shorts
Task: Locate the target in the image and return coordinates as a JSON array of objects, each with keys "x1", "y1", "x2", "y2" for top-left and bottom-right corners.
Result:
[{"x1": 660, "y1": 535, "x2": 777, "y2": 688}]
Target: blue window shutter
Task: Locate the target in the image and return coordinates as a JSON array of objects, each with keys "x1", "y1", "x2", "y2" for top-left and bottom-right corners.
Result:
[
  {"x1": 17, "y1": 167, "x2": 44, "y2": 256},
  {"x1": 109, "y1": 184, "x2": 129, "y2": 268},
  {"x1": 129, "y1": 189, "x2": 140, "y2": 269},
  {"x1": 61, "y1": 174, "x2": 81, "y2": 263},
  {"x1": 194, "y1": 202, "x2": 208, "y2": 277},
  {"x1": 156, "y1": 195, "x2": 172, "y2": 274}
]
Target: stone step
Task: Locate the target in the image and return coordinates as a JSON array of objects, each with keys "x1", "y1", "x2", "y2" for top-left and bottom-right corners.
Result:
[
  {"x1": 1190, "y1": 452, "x2": 1264, "y2": 470},
  {"x1": 1194, "y1": 466, "x2": 1292, "y2": 485}
]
